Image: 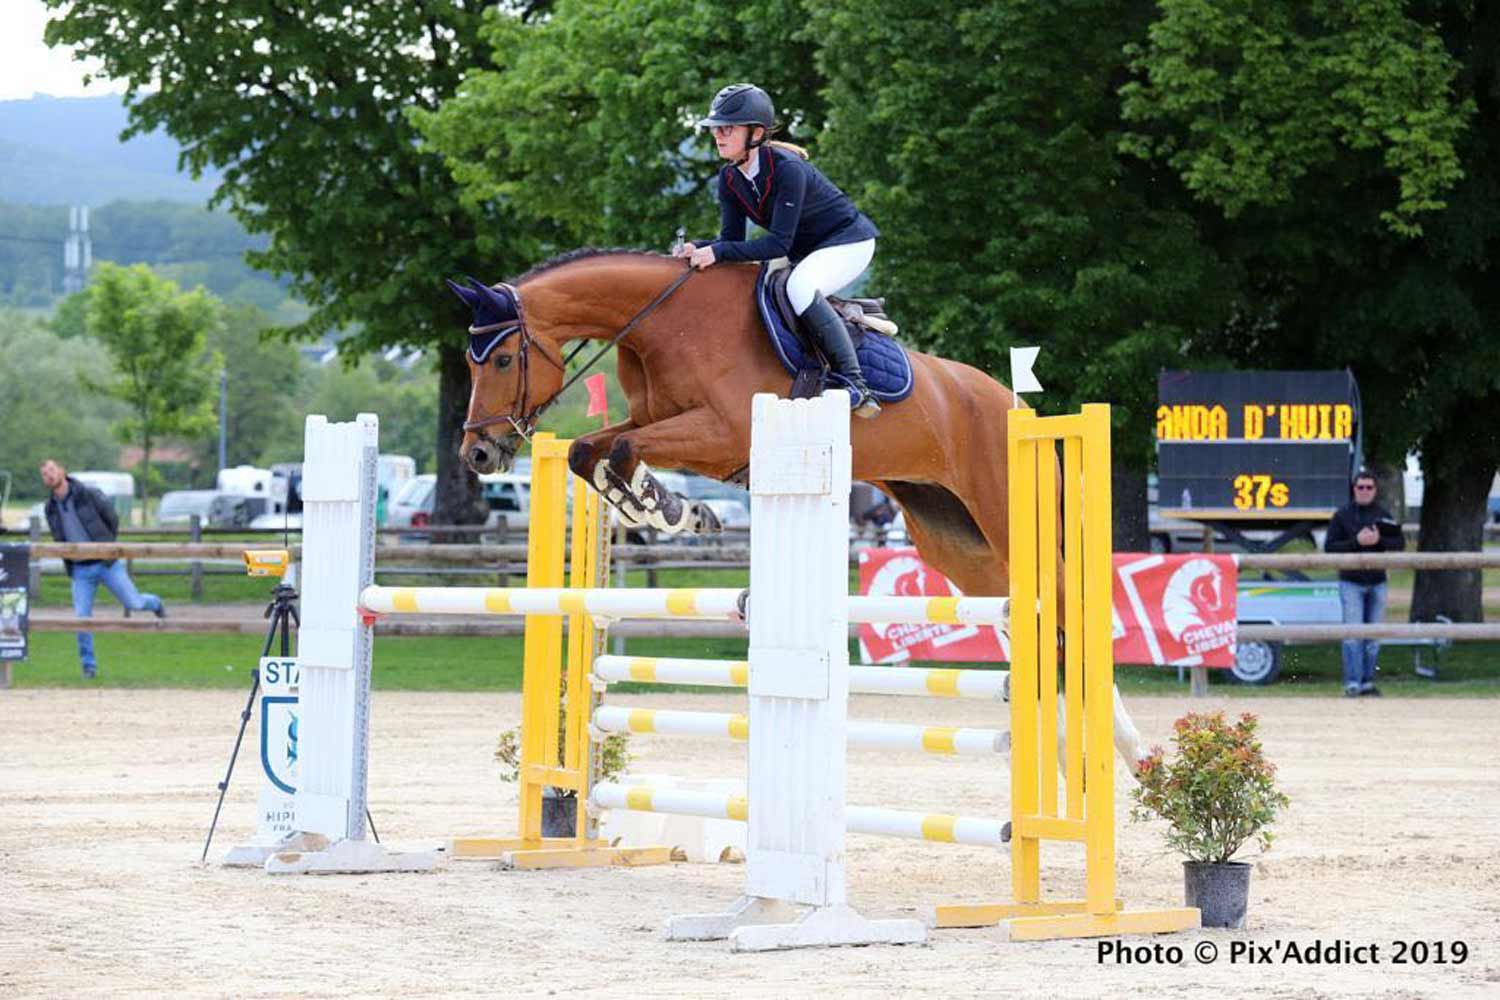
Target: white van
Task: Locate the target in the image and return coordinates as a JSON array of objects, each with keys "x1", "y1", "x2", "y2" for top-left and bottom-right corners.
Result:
[
  {"x1": 378, "y1": 455, "x2": 417, "y2": 496},
  {"x1": 217, "y1": 464, "x2": 274, "y2": 497}
]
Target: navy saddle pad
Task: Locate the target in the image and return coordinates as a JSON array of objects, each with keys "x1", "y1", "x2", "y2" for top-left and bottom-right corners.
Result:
[{"x1": 755, "y1": 265, "x2": 914, "y2": 403}]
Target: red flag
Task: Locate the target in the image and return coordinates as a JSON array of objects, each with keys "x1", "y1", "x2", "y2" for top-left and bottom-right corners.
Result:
[{"x1": 584, "y1": 373, "x2": 609, "y2": 420}]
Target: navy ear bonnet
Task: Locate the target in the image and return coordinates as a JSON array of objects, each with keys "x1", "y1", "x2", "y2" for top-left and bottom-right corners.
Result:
[{"x1": 446, "y1": 275, "x2": 521, "y2": 363}]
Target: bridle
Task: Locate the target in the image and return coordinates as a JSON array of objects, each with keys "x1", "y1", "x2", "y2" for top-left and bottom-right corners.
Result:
[
  {"x1": 461, "y1": 281, "x2": 561, "y2": 442},
  {"x1": 462, "y1": 268, "x2": 696, "y2": 445}
]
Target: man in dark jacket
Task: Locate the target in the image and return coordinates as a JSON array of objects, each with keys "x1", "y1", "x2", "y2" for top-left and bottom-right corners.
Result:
[
  {"x1": 41, "y1": 459, "x2": 165, "y2": 678},
  {"x1": 1323, "y1": 470, "x2": 1404, "y2": 696}
]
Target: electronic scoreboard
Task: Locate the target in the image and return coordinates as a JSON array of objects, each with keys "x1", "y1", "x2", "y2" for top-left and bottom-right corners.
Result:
[{"x1": 1156, "y1": 370, "x2": 1361, "y2": 521}]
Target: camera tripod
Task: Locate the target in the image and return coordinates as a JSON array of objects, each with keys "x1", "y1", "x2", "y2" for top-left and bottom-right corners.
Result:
[{"x1": 199, "y1": 581, "x2": 379, "y2": 862}]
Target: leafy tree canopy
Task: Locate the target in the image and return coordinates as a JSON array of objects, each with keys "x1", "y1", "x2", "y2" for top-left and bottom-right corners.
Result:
[
  {"x1": 1119, "y1": 0, "x2": 1471, "y2": 237},
  {"x1": 1123, "y1": 0, "x2": 1499, "y2": 618},
  {"x1": 423, "y1": 0, "x2": 1243, "y2": 462},
  {"x1": 45, "y1": 0, "x2": 540, "y2": 521},
  {"x1": 807, "y1": 0, "x2": 1238, "y2": 459},
  {"x1": 416, "y1": 0, "x2": 823, "y2": 255},
  {"x1": 82, "y1": 262, "x2": 222, "y2": 507},
  {"x1": 0, "y1": 312, "x2": 128, "y2": 490}
]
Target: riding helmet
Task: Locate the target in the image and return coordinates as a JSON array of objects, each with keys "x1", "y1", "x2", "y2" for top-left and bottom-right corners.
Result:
[{"x1": 697, "y1": 84, "x2": 776, "y2": 129}]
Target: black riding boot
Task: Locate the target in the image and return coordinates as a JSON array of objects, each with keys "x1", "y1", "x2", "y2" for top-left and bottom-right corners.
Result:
[{"x1": 801, "y1": 292, "x2": 881, "y2": 418}]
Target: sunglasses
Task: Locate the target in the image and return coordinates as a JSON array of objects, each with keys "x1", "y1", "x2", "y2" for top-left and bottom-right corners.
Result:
[{"x1": 1354, "y1": 484, "x2": 1376, "y2": 491}]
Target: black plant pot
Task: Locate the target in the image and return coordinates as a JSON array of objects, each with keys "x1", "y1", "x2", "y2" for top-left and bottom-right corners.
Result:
[
  {"x1": 540, "y1": 790, "x2": 578, "y2": 838},
  {"x1": 1184, "y1": 861, "x2": 1251, "y2": 929}
]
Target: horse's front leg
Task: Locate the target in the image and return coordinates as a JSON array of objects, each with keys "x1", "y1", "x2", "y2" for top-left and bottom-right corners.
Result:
[
  {"x1": 567, "y1": 420, "x2": 650, "y2": 528},
  {"x1": 605, "y1": 408, "x2": 746, "y2": 536}
]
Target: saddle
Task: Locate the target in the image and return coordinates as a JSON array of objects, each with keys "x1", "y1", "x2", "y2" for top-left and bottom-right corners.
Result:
[{"x1": 755, "y1": 264, "x2": 916, "y2": 405}]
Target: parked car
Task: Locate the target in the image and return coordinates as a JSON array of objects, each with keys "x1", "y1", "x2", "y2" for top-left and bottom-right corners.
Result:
[
  {"x1": 388, "y1": 472, "x2": 533, "y2": 541},
  {"x1": 654, "y1": 471, "x2": 751, "y2": 531},
  {"x1": 480, "y1": 472, "x2": 532, "y2": 538},
  {"x1": 387, "y1": 474, "x2": 437, "y2": 533},
  {"x1": 156, "y1": 489, "x2": 256, "y2": 529}
]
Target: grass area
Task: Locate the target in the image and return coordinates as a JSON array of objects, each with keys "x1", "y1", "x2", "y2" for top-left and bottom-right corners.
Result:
[
  {"x1": 10, "y1": 630, "x2": 755, "y2": 691},
  {"x1": 1117, "y1": 642, "x2": 1500, "y2": 698},
  {"x1": 12, "y1": 628, "x2": 1498, "y2": 697},
  {"x1": 31, "y1": 570, "x2": 291, "y2": 606},
  {"x1": 15, "y1": 551, "x2": 1499, "y2": 696},
  {"x1": 28, "y1": 564, "x2": 759, "y2": 607}
]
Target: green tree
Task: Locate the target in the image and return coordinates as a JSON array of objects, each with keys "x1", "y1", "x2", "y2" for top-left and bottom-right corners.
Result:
[
  {"x1": 808, "y1": 1, "x2": 1235, "y2": 454},
  {"x1": 308, "y1": 356, "x2": 441, "y2": 471},
  {"x1": 254, "y1": 355, "x2": 442, "y2": 472},
  {"x1": 0, "y1": 312, "x2": 127, "y2": 493},
  {"x1": 45, "y1": 1, "x2": 536, "y2": 524},
  {"x1": 422, "y1": 1, "x2": 1237, "y2": 545},
  {"x1": 83, "y1": 262, "x2": 221, "y2": 513},
  {"x1": 200, "y1": 305, "x2": 307, "y2": 471},
  {"x1": 415, "y1": 0, "x2": 824, "y2": 253},
  {"x1": 48, "y1": 291, "x2": 89, "y2": 339},
  {"x1": 1121, "y1": 0, "x2": 1495, "y2": 619}
]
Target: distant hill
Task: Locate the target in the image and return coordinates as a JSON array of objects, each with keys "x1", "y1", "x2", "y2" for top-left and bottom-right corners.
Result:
[{"x1": 0, "y1": 95, "x2": 220, "y2": 205}]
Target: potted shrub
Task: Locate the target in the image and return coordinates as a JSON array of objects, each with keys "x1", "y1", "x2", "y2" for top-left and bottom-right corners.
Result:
[
  {"x1": 1130, "y1": 711, "x2": 1290, "y2": 928},
  {"x1": 494, "y1": 726, "x2": 632, "y2": 837}
]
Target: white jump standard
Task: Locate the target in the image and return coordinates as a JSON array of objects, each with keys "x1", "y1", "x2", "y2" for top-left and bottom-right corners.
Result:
[{"x1": 264, "y1": 414, "x2": 438, "y2": 875}]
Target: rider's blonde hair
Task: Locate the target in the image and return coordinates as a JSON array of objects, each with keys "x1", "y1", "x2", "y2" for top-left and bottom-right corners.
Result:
[{"x1": 768, "y1": 139, "x2": 810, "y2": 159}]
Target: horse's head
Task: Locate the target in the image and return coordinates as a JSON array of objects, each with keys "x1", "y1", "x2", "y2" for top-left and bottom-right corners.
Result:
[{"x1": 446, "y1": 276, "x2": 566, "y2": 474}]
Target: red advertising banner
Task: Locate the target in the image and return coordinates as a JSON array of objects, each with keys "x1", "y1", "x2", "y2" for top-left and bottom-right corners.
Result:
[
  {"x1": 856, "y1": 548, "x2": 1238, "y2": 667},
  {"x1": 1112, "y1": 553, "x2": 1238, "y2": 668},
  {"x1": 855, "y1": 548, "x2": 1010, "y2": 664}
]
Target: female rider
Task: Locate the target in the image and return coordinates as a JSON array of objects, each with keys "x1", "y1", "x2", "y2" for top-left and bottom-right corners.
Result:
[{"x1": 674, "y1": 83, "x2": 882, "y2": 418}]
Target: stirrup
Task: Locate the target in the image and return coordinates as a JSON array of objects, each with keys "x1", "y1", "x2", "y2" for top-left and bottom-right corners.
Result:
[{"x1": 848, "y1": 382, "x2": 882, "y2": 419}]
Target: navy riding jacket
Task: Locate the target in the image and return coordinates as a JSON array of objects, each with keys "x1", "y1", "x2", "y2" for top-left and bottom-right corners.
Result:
[{"x1": 701, "y1": 145, "x2": 879, "y2": 265}]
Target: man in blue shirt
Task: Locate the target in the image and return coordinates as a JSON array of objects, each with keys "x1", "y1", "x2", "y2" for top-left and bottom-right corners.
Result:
[{"x1": 41, "y1": 459, "x2": 166, "y2": 679}]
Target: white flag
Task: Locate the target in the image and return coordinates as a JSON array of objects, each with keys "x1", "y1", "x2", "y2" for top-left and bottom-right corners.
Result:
[{"x1": 1010, "y1": 346, "x2": 1043, "y2": 395}]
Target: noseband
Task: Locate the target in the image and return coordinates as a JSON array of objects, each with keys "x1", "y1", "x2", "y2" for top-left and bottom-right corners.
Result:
[{"x1": 462, "y1": 268, "x2": 695, "y2": 445}]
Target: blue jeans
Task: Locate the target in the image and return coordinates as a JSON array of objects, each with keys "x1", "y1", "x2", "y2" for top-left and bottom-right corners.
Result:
[
  {"x1": 1339, "y1": 580, "x2": 1387, "y2": 690},
  {"x1": 71, "y1": 560, "x2": 162, "y2": 674}
]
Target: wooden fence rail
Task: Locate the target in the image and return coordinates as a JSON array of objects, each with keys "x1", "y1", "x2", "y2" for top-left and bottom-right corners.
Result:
[
  {"x1": 29, "y1": 614, "x2": 1500, "y2": 643},
  {"x1": 28, "y1": 541, "x2": 1500, "y2": 570}
]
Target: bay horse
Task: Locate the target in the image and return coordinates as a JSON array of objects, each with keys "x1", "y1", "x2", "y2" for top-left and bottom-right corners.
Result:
[{"x1": 447, "y1": 249, "x2": 1018, "y2": 599}]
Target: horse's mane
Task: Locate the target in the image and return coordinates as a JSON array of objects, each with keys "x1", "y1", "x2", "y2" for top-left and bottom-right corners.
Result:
[{"x1": 515, "y1": 247, "x2": 673, "y2": 284}]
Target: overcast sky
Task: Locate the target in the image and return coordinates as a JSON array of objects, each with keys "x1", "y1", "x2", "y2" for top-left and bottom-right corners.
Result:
[{"x1": 1, "y1": 0, "x2": 126, "y2": 101}]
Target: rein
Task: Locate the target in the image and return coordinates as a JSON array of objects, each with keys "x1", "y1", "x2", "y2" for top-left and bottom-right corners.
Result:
[{"x1": 463, "y1": 266, "x2": 696, "y2": 440}]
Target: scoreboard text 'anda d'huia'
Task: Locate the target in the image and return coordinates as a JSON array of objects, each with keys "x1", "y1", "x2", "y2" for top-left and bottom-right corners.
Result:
[{"x1": 1156, "y1": 370, "x2": 1361, "y2": 520}]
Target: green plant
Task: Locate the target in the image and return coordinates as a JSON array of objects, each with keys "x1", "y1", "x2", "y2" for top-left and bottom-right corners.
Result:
[
  {"x1": 493, "y1": 725, "x2": 631, "y2": 796},
  {"x1": 1130, "y1": 711, "x2": 1290, "y2": 863}
]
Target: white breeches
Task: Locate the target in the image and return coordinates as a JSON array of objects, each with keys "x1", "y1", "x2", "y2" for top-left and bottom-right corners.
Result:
[{"x1": 787, "y1": 239, "x2": 876, "y2": 315}]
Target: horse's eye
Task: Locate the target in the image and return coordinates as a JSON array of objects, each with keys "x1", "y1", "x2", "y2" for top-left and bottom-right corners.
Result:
[{"x1": 494, "y1": 354, "x2": 514, "y2": 370}]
